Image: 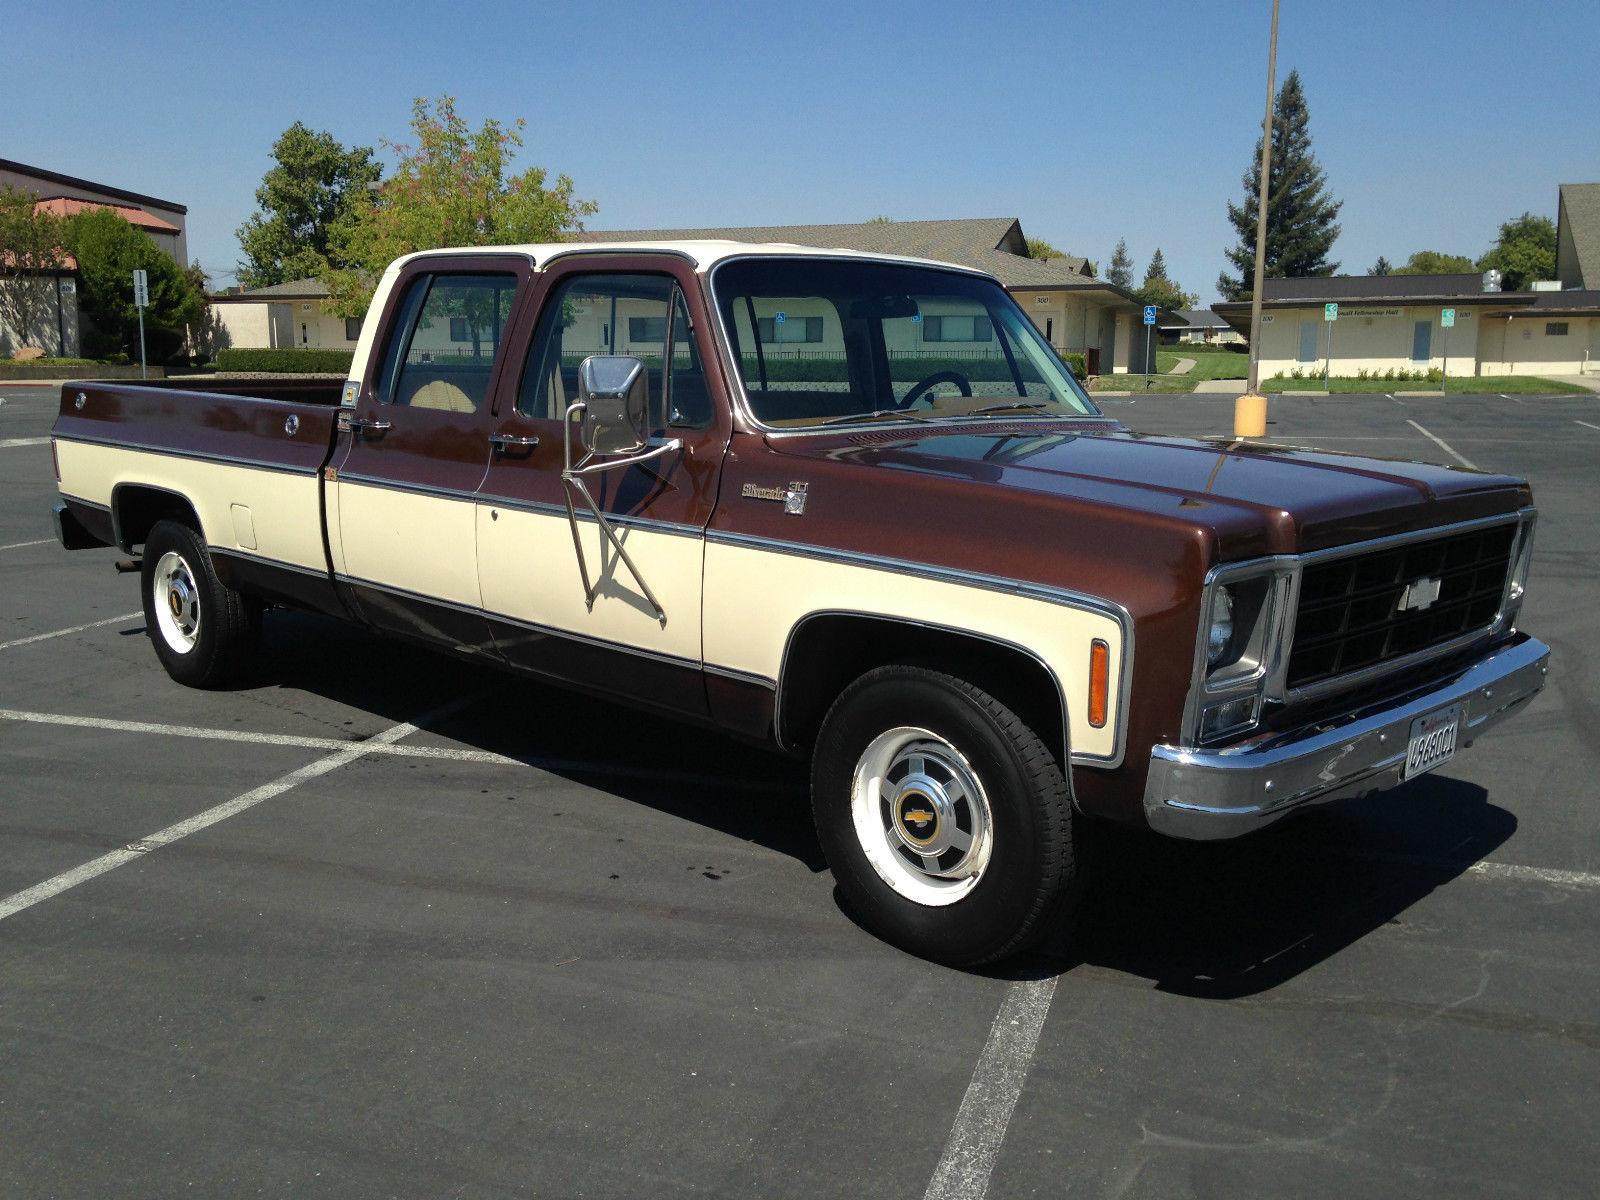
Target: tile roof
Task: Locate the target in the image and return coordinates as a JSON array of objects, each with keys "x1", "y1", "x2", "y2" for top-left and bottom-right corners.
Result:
[
  {"x1": 573, "y1": 218, "x2": 1098, "y2": 288},
  {"x1": 1165, "y1": 307, "x2": 1226, "y2": 329},
  {"x1": 34, "y1": 196, "x2": 181, "y2": 235},
  {"x1": 1262, "y1": 273, "x2": 1491, "y2": 301},
  {"x1": 1557, "y1": 183, "x2": 1600, "y2": 290}
]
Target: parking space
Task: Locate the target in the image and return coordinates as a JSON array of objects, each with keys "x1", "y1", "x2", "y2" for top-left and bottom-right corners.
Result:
[{"x1": 3, "y1": 384, "x2": 1597, "y2": 1197}]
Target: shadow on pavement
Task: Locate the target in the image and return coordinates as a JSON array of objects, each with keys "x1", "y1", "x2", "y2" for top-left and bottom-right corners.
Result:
[{"x1": 253, "y1": 608, "x2": 1516, "y2": 992}]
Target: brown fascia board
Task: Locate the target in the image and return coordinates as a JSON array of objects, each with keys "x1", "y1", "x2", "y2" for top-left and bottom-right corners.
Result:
[{"x1": 0, "y1": 157, "x2": 187, "y2": 215}]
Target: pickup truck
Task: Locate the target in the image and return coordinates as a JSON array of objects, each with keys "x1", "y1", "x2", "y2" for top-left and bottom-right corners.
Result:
[{"x1": 49, "y1": 240, "x2": 1551, "y2": 966}]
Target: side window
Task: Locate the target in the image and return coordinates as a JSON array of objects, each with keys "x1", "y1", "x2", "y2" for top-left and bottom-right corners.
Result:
[
  {"x1": 517, "y1": 274, "x2": 674, "y2": 421},
  {"x1": 666, "y1": 289, "x2": 711, "y2": 429},
  {"x1": 373, "y1": 273, "x2": 517, "y2": 412}
]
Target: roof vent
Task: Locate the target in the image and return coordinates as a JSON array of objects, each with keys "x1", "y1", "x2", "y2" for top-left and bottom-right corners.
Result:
[
  {"x1": 1481, "y1": 269, "x2": 1502, "y2": 292},
  {"x1": 1530, "y1": 280, "x2": 1562, "y2": 292}
]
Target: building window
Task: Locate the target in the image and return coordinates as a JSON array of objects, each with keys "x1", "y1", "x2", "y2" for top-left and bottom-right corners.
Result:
[
  {"x1": 757, "y1": 315, "x2": 824, "y2": 343},
  {"x1": 345, "y1": 317, "x2": 361, "y2": 341},
  {"x1": 1546, "y1": 322, "x2": 1569, "y2": 336},
  {"x1": 924, "y1": 315, "x2": 993, "y2": 342},
  {"x1": 629, "y1": 316, "x2": 666, "y2": 342},
  {"x1": 449, "y1": 316, "x2": 470, "y2": 342}
]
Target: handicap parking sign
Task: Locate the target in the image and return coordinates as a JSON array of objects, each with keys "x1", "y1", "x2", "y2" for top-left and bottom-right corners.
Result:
[{"x1": 1142, "y1": 305, "x2": 1156, "y2": 325}]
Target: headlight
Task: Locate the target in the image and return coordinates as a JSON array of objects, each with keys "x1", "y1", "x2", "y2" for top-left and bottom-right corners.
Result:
[{"x1": 1206, "y1": 587, "x2": 1235, "y2": 667}]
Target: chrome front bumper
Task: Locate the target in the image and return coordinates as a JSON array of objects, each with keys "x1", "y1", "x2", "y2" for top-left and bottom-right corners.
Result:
[{"x1": 1143, "y1": 635, "x2": 1550, "y2": 840}]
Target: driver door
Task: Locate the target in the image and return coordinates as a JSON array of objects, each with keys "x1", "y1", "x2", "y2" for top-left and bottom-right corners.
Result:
[{"x1": 473, "y1": 256, "x2": 730, "y2": 713}]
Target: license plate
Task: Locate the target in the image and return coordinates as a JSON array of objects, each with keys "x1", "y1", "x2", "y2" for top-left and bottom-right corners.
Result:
[{"x1": 1403, "y1": 702, "x2": 1461, "y2": 780}]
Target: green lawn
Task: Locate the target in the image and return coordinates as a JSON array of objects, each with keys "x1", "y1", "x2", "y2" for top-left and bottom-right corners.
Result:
[
  {"x1": 1264, "y1": 375, "x2": 1589, "y2": 395},
  {"x1": 1156, "y1": 348, "x2": 1248, "y2": 381},
  {"x1": 1087, "y1": 373, "x2": 1201, "y2": 394}
]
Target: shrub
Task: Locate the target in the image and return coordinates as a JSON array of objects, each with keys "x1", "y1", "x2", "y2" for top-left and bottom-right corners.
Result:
[
  {"x1": 1383, "y1": 368, "x2": 1396, "y2": 381},
  {"x1": 1059, "y1": 351, "x2": 1086, "y2": 380},
  {"x1": 1426, "y1": 367, "x2": 1444, "y2": 383},
  {"x1": 215, "y1": 347, "x2": 355, "y2": 373}
]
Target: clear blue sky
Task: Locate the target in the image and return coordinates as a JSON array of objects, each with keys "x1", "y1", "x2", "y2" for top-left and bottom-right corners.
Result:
[{"x1": 9, "y1": 0, "x2": 1598, "y2": 301}]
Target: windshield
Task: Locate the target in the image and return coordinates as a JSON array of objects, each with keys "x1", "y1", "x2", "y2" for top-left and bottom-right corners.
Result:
[{"x1": 712, "y1": 258, "x2": 1100, "y2": 428}]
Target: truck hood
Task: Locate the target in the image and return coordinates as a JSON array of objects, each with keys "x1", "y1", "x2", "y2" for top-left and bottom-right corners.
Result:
[{"x1": 770, "y1": 423, "x2": 1532, "y2": 558}]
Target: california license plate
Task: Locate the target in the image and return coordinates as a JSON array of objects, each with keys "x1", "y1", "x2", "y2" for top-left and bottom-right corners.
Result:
[{"x1": 1404, "y1": 702, "x2": 1461, "y2": 781}]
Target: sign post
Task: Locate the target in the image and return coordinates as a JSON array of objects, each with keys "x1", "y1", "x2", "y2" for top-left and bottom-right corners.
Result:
[
  {"x1": 1323, "y1": 302, "x2": 1338, "y2": 390},
  {"x1": 132, "y1": 269, "x2": 150, "y2": 380},
  {"x1": 1440, "y1": 307, "x2": 1455, "y2": 394},
  {"x1": 1142, "y1": 304, "x2": 1156, "y2": 381}
]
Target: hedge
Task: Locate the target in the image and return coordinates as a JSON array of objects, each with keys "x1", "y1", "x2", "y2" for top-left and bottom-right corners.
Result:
[{"x1": 215, "y1": 348, "x2": 355, "y2": 374}]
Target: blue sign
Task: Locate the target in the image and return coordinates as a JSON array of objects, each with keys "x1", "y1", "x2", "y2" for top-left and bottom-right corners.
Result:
[
  {"x1": 774, "y1": 311, "x2": 786, "y2": 323},
  {"x1": 1142, "y1": 305, "x2": 1157, "y2": 326}
]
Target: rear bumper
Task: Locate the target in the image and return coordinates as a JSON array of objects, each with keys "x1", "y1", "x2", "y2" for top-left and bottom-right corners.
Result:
[
  {"x1": 52, "y1": 499, "x2": 113, "y2": 551},
  {"x1": 1143, "y1": 635, "x2": 1550, "y2": 840}
]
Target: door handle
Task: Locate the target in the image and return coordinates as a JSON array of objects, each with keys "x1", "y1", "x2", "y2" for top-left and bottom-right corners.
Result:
[
  {"x1": 489, "y1": 432, "x2": 540, "y2": 457},
  {"x1": 338, "y1": 413, "x2": 392, "y2": 439}
]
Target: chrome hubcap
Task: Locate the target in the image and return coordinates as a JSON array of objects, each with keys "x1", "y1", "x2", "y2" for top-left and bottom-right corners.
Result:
[
  {"x1": 851, "y1": 726, "x2": 993, "y2": 906},
  {"x1": 152, "y1": 551, "x2": 200, "y2": 653}
]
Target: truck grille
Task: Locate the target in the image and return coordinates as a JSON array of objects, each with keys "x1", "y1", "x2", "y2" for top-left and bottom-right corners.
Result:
[{"x1": 1287, "y1": 523, "x2": 1516, "y2": 690}]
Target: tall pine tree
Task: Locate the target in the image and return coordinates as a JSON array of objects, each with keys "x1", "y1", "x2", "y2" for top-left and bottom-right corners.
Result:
[
  {"x1": 1217, "y1": 70, "x2": 1342, "y2": 300},
  {"x1": 1106, "y1": 238, "x2": 1134, "y2": 288}
]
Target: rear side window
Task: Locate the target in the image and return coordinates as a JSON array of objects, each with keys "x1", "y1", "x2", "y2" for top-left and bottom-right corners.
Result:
[{"x1": 374, "y1": 273, "x2": 518, "y2": 412}]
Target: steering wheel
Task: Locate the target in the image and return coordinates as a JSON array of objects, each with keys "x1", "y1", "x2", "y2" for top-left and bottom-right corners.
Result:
[{"x1": 901, "y1": 369, "x2": 973, "y2": 409}]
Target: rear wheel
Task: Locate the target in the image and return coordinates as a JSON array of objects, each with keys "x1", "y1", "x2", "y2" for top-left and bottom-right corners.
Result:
[
  {"x1": 811, "y1": 665, "x2": 1079, "y2": 967},
  {"x1": 140, "y1": 518, "x2": 260, "y2": 688}
]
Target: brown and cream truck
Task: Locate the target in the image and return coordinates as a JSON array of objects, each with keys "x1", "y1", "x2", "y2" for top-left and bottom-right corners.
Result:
[{"x1": 48, "y1": 241, "x2": 1551, "y2": 965}]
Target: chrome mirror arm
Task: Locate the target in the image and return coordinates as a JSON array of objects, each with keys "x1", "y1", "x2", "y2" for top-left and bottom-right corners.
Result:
[{"x1": 558, "y1": 400, "x2": 679, "y2": 626}]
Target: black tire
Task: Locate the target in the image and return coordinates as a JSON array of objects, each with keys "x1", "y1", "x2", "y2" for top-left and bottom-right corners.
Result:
[
  {"x1": 140, "y1": 517, "x2": 260, "y2": 688},
  {"x1": 811, "y1": 665, "x2": 1079, "y2": 967}
]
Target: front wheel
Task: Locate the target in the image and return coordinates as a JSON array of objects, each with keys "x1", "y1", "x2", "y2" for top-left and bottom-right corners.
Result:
[
  {"x1": 140, "y1": 518, "x2": 260, "y2": 688},
  {"x1": 811, "y1": 666, "x2": 1079, "y2": 967}
]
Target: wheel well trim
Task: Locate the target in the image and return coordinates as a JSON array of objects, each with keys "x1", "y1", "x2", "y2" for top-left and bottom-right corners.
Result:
[
  {"x1": 774, "y1": 609, "x2": 1078, "y2": 784},
  {"x1": 109, "y1": 481, "x2": 202, "y2": 554}
]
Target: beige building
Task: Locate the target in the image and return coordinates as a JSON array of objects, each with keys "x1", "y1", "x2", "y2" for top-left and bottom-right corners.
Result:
[
  {"x1": 208, "y1": 278, "x2": 361, "y2": 351},
  {"x1": 576, "y1": 218, "x2": 1161, "y2": 373},
  {"x1": 1213, "y1": 181, "x2": 1600, "y2": 380}
]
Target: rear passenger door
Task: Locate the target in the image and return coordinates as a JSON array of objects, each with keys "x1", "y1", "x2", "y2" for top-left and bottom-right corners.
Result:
[{"x1": 326, "y1": 258, "x2": 527, "y2": 647}]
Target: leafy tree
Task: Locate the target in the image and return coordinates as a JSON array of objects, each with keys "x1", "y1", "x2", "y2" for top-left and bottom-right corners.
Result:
[
  {"x1": 236, "y1": 122, "x2": 381, "y2": 289},
  {"x1": 866, "y1": 215, "x2": 894, "y2": 224},
  {"x1": 1477, "y1": 212, "x2": 1556, "y2": 291},
  {"x1": 1218, "y1": 70, "x2": 1343, "y2": 300},
  {"x1": 1369, "y1": 255, "x2": 1392, "y2": 276},
  {"x1": 64, "y1": 208, "x2": 202, "y2": 360},
  {"x1": 1393, "y1": 250, "x2": 1476, "y2": 275},
  {"x1": 0, "y1": 186, "x2": 69, "y2": 353},
  {"x1": 1137, "y1": 247, "x2": 1197, "y2": 313},
  {"x1": 325, "y1": 96, "x2": 598, "y2": 317},
  {"x1": 1106, "y1": 238, "x2": 1134, "y2": 288},
  {"x1": 1026, "y1": 236, "x2": 1060, "y2": 260}
]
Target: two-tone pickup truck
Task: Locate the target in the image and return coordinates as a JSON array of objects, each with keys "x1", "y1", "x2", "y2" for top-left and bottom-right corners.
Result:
[{"x1": 49, "y1": 241, "x2": 1550, "y2": 965}]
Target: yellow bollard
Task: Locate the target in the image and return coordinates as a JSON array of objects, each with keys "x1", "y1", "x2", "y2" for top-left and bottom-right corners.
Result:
[{"x1": 1233, "y1": 391, "x2": 1267, "y2": 438}]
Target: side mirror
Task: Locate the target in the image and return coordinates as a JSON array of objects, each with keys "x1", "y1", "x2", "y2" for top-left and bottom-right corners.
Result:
[{"x1": 577, "y1": 355, "x2": 650, "y2": 456}]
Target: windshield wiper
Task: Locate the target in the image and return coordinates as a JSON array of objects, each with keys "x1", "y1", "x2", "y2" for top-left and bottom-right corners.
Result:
[
  {"x1": 820, "y1": 409, "x2": 929, "y2": 427},
  {"x1": 959, "y1": 400, "x2": 1053, "y2": 417}
]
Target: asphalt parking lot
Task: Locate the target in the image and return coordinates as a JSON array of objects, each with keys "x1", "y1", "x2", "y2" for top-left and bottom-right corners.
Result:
[{"x1": 2, "y1": 381, "x2": 1597, "y2": 1198}]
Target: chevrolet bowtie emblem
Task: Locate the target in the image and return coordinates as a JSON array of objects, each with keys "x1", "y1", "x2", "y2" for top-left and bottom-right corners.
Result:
[
  {"x1": 903, "y1": 809, "x2": 935, "y2": 828},
  {"x1": 1399, "y1": 576, "x2": 1442, "y2": 612}
]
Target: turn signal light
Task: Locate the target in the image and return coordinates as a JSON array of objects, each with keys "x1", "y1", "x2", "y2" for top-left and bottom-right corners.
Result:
[{"x1": 1088, "y1": 639, "x2": 1110, "y2": 728}]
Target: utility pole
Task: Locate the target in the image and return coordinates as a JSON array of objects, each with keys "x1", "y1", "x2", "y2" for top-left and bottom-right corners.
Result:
[{"x1": 1236, "y1": 0, "x2": 1280, "y2": 437}]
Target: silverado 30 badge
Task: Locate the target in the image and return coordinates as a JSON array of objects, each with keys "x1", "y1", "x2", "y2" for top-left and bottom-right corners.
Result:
[{"x1": 742, "y1": 481, "x2": 809, "y2": 514}]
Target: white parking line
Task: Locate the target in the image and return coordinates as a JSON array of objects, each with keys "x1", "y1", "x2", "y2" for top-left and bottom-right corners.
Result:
[
  {"x1": 0, "y1": 708, "x2": 518, "y2": 763},
  {"x1": 0, "y1": 706, "x2": 795, "y2": 790},
  {"x1": 1575, "y1": 420, "x2": 1600, "y2": 431},
  {"x1": 0, "y1": 437, "x2": 50, "y2": 448},
  {"x1": 0, "y1": 697, "x2": 475, "y2": 924},
  {"x1": 923, "y1": 977, "x2": 1057, "y2": 1200},
  {"x1": 0, "y1": 611, "x2": 142, "y2": 651},
  {"x1": 0, "y1": 538, "x2": 52, "y2": 552},
  {"x1": 1405, "y1": 419, "x2": 1478, "y2": 469}
]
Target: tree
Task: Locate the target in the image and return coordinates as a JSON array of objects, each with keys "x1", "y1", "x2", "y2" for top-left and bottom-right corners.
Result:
[
  {"x1": 1026, "y1": 236, "x2": 1061, "y2": 260},
  {"x1": 1393, "y1": 250, "x2": 1476, "y2": 275},
  {"x1": 1218, "y1": 70, "x2": 1343, "y2": 300},
  {"x1": 1477, "y1": 212, "x2": 1556, "y2": 291},
  {"x1": 1136, "y1": 247, "x2": 1197, "y2": 313},
  {"x1": 325, "y1": 96, "x2": 599, "y2": 316},
  {"x1": 1370, "y1": 256, "x2": 1392, "y2": 276},
  {"x1": 0, "y1": 186, "x2": 69, "y2": 353},
  {"x1": 236, "y1": 123, "x2": 381, "y2": 289},
  {"x1": 1106, "y1": 238, "x2": 1134, "y2": 288},
  {"x1": 64, "y1": 208, "x2": 202, "y2": 360}
]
